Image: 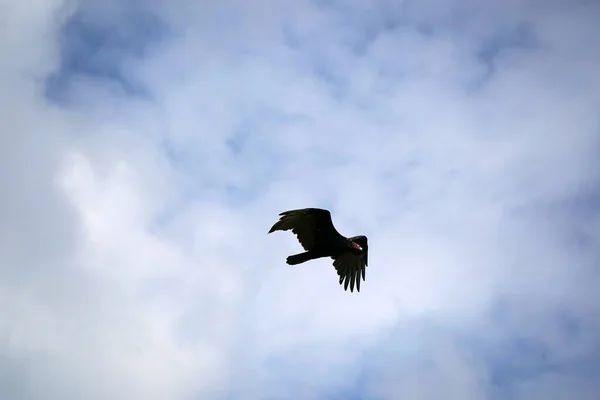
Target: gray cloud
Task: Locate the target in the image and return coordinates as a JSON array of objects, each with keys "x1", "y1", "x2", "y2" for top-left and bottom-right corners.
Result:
[{"x1": 1, "y1": 0, "x2": 599, "y2": 399}]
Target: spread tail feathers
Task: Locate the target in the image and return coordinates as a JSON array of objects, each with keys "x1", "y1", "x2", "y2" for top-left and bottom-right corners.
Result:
[{"x1": 286, "y1": 252, "x2": 314, "y2": 265}]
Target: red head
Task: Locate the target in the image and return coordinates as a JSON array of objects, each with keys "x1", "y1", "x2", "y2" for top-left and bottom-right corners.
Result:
[{"x1": 351, "y1": 241, "x2": 363, "y2": 251}]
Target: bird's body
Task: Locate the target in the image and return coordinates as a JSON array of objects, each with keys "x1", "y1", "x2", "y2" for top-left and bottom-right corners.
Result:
[{"x1": 268, "y1": 208, "x2": 369, "y2": 292}]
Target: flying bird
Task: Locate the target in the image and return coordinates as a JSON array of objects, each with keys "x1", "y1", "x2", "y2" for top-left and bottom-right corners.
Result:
[{"x1": 268, "y1": 208, "x2": 369, "y2": 292}]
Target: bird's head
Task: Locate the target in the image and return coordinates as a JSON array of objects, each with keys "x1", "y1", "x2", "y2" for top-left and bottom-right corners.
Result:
[{"x1": 350, "y1": 241, "x2": 363, "y2": 251}]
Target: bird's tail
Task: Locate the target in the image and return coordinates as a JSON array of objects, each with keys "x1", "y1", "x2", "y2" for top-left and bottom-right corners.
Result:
[{"x1": 286, "y1": 251, "x2": 314, "y2": 265}]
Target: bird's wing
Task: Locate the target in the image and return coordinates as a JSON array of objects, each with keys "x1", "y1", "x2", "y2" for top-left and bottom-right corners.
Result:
[
  {"x1": 332, "y1": 249, "x2": 367, "y2": 293},
  {"x1": 268, "y1": 208, "x2": 343, "y2": 250}
]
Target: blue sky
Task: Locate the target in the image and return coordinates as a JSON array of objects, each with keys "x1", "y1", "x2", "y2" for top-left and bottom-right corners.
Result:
[{"x1": 1, "y1": 0, "x2": 599, "y2": 399}]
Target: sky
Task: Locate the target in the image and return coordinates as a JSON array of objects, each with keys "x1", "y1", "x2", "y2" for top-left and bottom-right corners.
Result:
[{"x1": 1, "y1": 0, "x2": 599, "y2": 399}]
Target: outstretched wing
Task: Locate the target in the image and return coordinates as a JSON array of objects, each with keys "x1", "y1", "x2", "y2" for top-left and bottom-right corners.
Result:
[
  {"x1": 268, "y1": 208, "x2": 344, "y2": 250},
  {"x1": 332, "y1": 235, "x2": 368, "y2": 292}
]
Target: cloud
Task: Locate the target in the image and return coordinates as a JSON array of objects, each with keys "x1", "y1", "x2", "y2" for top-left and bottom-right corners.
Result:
[{"x1": 1, "y1": 0, "x2": 599, "y2": 399}]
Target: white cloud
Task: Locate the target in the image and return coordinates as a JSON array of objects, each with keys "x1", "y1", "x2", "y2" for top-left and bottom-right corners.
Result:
[{"x1": 1, "y1": 0, "x2": 599, "y2": 399}]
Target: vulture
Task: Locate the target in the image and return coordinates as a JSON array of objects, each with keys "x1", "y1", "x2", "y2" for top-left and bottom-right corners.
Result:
[{"x1": 268, "y1": 208, "x2": 369, "y2": 292}]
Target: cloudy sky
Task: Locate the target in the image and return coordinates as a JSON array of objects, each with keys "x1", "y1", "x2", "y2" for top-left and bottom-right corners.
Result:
[{"x1": 1, "y1": 0, "x2": 600, "y2": 399}]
